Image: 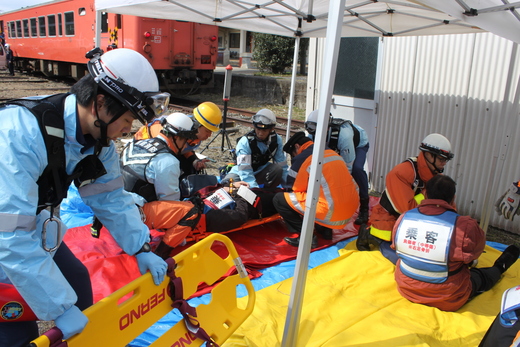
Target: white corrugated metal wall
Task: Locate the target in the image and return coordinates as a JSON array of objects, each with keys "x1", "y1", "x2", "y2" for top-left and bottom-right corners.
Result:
[{"x1": 372, "y1": 32, "x2": 520, "y2": 233}]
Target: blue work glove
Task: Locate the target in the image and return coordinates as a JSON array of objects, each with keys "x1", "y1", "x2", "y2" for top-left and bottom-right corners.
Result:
[
  {"x1": 495, "y1": 182, "x2": 520, "y2": 221},
  {"x1": 54, "y1": 305, "x2": 88, "y2": 340},
  {"x1": 136, "y1": 252, "x2": 167, "y2": 285}
]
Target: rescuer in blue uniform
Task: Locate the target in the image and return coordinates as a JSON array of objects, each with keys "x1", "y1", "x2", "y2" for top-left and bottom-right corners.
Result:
[
  {"x1": 0, "y1": 48, "x2": 169, "y2": 346},
  {"x1": 223, "y1": 108, "x2": 288, "y2": 188}
]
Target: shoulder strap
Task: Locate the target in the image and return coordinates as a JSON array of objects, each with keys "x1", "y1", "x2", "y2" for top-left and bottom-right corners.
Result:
[
  {"x1": 328, "y1": 118, "x2": 347, "y2": 151},
  {"x1": 406, "y1": 157, "x2": 424, "y2": 192},
  {"x1": 379, "y1": 157, "x2": 423, "y2": 218},
  {"x1": 346, "y1": 120, "x2": 360, "y2": 148},
  {"x1": 2, "y1": 94, "x2": 69, "y2": 212}
]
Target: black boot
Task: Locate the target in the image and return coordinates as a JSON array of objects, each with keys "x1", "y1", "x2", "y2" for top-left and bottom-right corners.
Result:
[
  {"x1": 284, "y1": 234, "x2": 318, "y2": 248},
  {"x1": 493, "y1": 245, "x2": 520, "y2": 274},
  {"x1": 354, "y1": 197, "x2": 370, "y2": 225},
  {"x1": 356, "y1": 223, "x2": 381, "y2": 251},
  {"x1": 315, "y1": 225, "x2": 333, "y2": 240}
]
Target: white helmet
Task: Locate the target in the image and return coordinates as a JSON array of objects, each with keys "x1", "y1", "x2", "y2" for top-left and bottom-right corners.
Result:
[
  {"x1": 4, "y1": 43, "x2": 9, "y2": 50},
  {"x1": 161, "y1": 112, "x2": 198, "y2": 140},
  {"x1": 252, "y1": 109, "x2": 276, "y2": 129},
  {"x1": 304, "y1": 109, "x2": 319, "y2": 133},
  {"x1": 86, "y1": 47, "x2": 170, "y2": 125},
  {"x1": 419, "y1": 133, "x2": 454, "y2": 160},
  {"x1": 304, "y1": 109, "x2": 332, "y2": 133}
]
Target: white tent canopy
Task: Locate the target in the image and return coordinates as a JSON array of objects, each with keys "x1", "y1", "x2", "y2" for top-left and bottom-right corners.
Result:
[
  {"x1": 94, "y1": 0, "x2": 520, "y2": 345},
  {"x1": 95, "y1": 0, "x2": 520, "y2": 39}
]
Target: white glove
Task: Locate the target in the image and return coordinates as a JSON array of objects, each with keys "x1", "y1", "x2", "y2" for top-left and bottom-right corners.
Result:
[{"x1": 496, "y1": 182, "x2": 520, "y2": 221}]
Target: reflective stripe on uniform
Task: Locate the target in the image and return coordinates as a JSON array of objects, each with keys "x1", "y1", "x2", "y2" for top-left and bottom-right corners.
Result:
[
  {"x1": 288, "y1": 155, "x2": 349, "y2": 227},
  {"x1": 370, "y1": 224, "x2": 392, "y2": 241},
  {"x1": 399, "y1": 260, "x2": 448, "y2": 280},
  {"x1": 121, "y1": 141, "x2": 160, "y2": 166},
  {"x1": 0, "y1": 213, "x2": 37, "y2": 232},
  {"x1": 78, "y1": 176, "x2": 124, "y2": 197}
]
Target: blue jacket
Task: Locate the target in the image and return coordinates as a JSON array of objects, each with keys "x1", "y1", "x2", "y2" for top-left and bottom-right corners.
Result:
[
  {"x1": 228, "y1": 131, "x2": 288, "y2": 188},
  {"x1": 309, "y1": 121, "x2": 368, "y2": 172},
  {"x1": 0, "y1": 95, "x2": 150, "y2": 321}
]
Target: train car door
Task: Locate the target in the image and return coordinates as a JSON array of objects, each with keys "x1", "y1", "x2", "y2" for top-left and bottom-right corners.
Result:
[
  {"x1": 0, "y1": 43, "x2": 6, "y2": 70},
  {"x1": 169, "y1": 21, "x2": 194, "y2": 68}
]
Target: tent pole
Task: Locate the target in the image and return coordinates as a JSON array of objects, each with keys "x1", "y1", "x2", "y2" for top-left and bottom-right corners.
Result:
[
  {"x1": 281, "y1": 0, "x2": 345, "y2": 346},
  {"x1": 479, "y1": 42, "x2": 519, "y2": 232},
  {"x1": 286, "y1": 36, "x2": 301, "y2": 142},
  {"x1": 95, "y1": 10, "x2": 101, "y2": 48}
]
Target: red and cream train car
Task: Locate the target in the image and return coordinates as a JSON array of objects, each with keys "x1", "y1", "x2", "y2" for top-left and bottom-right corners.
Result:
[{"x1": 0, "y1": 0, "x2": 219, "y2": 89}]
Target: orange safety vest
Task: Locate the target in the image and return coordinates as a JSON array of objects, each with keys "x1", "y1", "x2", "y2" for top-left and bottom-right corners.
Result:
[{"x1": 285, "y1": 141, "x2": 359, "y2": 228}]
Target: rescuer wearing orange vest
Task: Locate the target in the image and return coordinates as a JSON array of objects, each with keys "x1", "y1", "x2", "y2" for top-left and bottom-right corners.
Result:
[
  {"x1": 357, "y1": 133, "x2": 454, "y2": 262},
  {"x1": 272, "y1": 132, "x2": 359, "y2": 248}
]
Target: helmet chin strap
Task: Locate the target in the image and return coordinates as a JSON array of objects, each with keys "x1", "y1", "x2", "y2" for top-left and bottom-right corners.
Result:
[
  {"x1": 93, "y1": 96, "x2": 127, "y2": 149},
  {"x1": 425, "y1": 153, "x2": 444, "y2": 174}
]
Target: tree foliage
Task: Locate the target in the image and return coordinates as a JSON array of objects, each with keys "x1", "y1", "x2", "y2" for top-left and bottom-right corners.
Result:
[{"x1": 253, "y1": 33, "x2": 295, "y2": 74}]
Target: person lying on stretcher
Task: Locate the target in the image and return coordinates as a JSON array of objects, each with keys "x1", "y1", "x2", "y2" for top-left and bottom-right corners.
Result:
[{"x1": 121, "y1": 112, "x2": 279, "y2": 259}]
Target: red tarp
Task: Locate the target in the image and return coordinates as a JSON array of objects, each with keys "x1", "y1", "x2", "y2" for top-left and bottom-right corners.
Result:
[{"x1": 63, "y1": 197, "x2": 379, "y2": 302}]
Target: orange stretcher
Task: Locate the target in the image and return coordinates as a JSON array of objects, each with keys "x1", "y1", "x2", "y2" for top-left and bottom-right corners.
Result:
[
  {"x1": 30, "y1": 233, "x2": 255, "y2": 347},
  {"x1": 186, "y1": 213, "x2": 282, "y2": 243}
]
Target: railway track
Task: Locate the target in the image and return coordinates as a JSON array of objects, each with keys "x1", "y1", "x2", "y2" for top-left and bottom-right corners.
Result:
[{"x1": 170, "y1": 103, "x2": 305, "y2": 137}]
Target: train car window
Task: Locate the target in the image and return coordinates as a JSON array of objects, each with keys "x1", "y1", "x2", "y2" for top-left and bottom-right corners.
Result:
[
  {"x1": 78, "y1": 8, "x2": 86, "y2": 16},
  {"x1": 8, "y1": 22, "x2": 15, "y2": 38},
  {"x1": 48, "y1": 15, "x2": 56, "y2": 37},
  {"x1": 23, "y1": 19, "x2": 29, "y2": 38},
  {"x1": 30, "y1": 18, "x2": 37, "y2": 37},
  {"x1": 38, "y1": 16, "x2": 46, "y2": 37},
  {"x1": 16, "y1": 20, "x2": 22, "y2": 38},
  {"x1": 64, "y1": 12, "x2": 74, "y2": 36},
  {"x1": 101, "y1": 12, "x2": 108, "y2": 33},
  {"x1": 116, "y1": 14, "x2": 121, "y2": 28},
  {"x1": 58, "y1": 14, "x2": 63, "y2": 36}
]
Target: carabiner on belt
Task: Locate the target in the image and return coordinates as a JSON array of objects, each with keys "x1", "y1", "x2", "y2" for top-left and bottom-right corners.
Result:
[{"x1": 41, "y1": 207, "x2": 62, "y2": 253}]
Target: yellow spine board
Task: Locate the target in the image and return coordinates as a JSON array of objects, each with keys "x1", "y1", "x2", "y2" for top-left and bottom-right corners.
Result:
[{"x1": 31, "y1": 233, "x2": 255, "y2": 347}]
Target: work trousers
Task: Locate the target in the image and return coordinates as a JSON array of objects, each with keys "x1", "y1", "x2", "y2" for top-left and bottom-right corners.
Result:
[
  {"x1": 273, "y1": 192, "x2": 304, "y2": 234},
  {"x1": 470, "y1": 266, "x2": 502, "y2": 298},
  {"x1": 8, "y1": 61, "x2": 14, "y2": 76},
  {"x1": 352, "y1": 144, "x2": 369, "y2": 200},
  {"x1": 0, "y1": 242, "x2": 93, "y2": 347}
]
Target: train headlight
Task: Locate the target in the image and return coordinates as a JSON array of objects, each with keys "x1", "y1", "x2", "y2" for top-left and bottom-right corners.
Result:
[
  {"x1": 210, "y1": 35, "x2": 217, "y2": 42},
  {"x1": 144, "y1": 32, "x2": 151, "y2": 38}
]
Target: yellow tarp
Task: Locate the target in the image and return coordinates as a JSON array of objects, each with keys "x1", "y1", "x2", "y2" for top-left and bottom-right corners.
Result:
[{"x1": 224, "y1": 243, "x2": 520, "y2": 347}]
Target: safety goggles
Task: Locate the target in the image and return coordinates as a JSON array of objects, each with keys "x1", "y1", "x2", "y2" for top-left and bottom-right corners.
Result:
[
  {"x1": 252, "y1": 114, "x2": 275, "y2": 129},
  {"x1": 304, "y1": 121, "x2": 317, "y2": 134}
]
